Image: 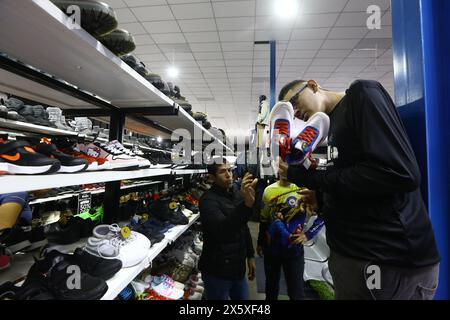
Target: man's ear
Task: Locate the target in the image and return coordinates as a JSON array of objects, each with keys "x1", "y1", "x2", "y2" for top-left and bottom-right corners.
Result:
[{"x1": 307, "y1": 80, "x2": 319, "y2": 93}]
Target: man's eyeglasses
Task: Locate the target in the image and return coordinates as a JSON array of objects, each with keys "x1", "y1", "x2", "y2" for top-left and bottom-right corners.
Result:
[{"x1": 288, "y1": 83, "x2": 308, "y2": 108}]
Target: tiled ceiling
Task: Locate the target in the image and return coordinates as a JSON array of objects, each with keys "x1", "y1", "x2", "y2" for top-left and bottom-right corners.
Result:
[{"x1": 109, "y1": 0, "x2": 393, "y2": 140}]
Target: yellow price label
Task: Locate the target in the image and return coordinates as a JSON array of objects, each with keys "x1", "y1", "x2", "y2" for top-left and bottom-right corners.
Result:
[
  {"x1": 141, "y1": 214, "x2": 149, "y2": 222},
  {"x1": 121, "y1": 226, "x2": 131, "y2": 239},
  {"x1": 169, "y1": 202, "x2": 177, "y2": 210}
]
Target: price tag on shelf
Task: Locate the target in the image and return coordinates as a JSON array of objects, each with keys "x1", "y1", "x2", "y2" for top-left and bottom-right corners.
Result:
[
  {"x1": 77, "y1": 192, "x2": 91, "y2": 214},
  {"x1": 121, "y1": 226, "x2": 131, "y2": 239}
]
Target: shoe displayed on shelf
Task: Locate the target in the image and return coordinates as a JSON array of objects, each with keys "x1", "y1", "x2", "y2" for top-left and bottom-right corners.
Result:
[
  {"x1": 0, "y1": 282, "x2": 17, "y2": 300},
  {"x1": 121, "y1": 54, "x2": 148, "y2": 77},
  {"x1": 151, "y1": 279, "x2": 184, "y2": 300},
  {"x1": 34, "y1": 138, "x2": 89, "y2": 173},
  {"x1": 75, "y1": 206, "x2": 104, "y2": 224},
  {"x1": 22, "y1": 252, "x2": 108, "y2": 300},
  {"x1": 85, "y1": 224, "x2": 150, "y2": 268},
  {"x1": 45, "y1": 216, "x2": 92, "y2": 245},
  {"x1": 78, "y1": 142, "x2": 140, "y2": 170},
  {"x1": 149, "y1": 199, "x2": 189, "y2": 225},
  {"x1": 44, "y1": 247, "x2": 122, "y2": 281},
  {"x1": 46, "y1": 107, "x2": 73, "y2": 131},
  {"x1": 132, "y1": 224, "x2": 165, "y2": 246},
  {"x1": 1, "y1": 226, "x2": 31, "y2": 253},
  {"x1": 50, "y1": 0, "x2": 118, "y2": 37},
  {"x1": 0, "y1": 104, "x2": 7, "y2": 119},
  {"x1": 23, "y1": 226, "x2": 48, "y2": 251},
  {"x1": 145, "y1": 274, "x2": 185, "y2": 290},
  {"x1": 98, "y1": 29, "x2": 136, "y2": 56},
  {"x1": 109, "y1": 140, "x2": 151, "y2": 169},
  {"x1": 0, "y1": 139, "x2": 61, "y2": 175},
  {"x1": 145, "y1": 73, "x2": 165, "y2": 91}
]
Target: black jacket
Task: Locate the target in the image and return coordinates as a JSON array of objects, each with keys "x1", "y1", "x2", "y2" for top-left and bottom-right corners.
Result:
[
  {"x1": 288, "y1": 80, "x2": 440, "y2": 268},
  {"x1": 198, "y1": 184, "x2": 255, "y2": 280}
]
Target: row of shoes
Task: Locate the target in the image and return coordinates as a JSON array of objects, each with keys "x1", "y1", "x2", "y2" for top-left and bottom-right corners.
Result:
[
  {"x1": 0, "y1": 247, "x2": 123, "y2": 300},
  {"x1": 0, "y1": 135, "x2": 159, "y2": 175},
  {"x1": 51, "y1": 0, "x2": 136, "y2": 57}
]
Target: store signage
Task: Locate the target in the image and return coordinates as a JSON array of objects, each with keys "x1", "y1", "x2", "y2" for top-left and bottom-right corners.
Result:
[{"x1": 77, "y1": 192, "x2": 92, "y2": 214}]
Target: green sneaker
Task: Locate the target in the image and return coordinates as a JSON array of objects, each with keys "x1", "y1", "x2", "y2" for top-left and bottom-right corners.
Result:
[{"x1": 75, "y1": 206, "x2": 104, "y2": 224}]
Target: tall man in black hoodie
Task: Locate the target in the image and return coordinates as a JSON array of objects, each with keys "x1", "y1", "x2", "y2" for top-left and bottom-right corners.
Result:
[{"x1": 277, "y1": 79, "x2": 440, "y2": 300}]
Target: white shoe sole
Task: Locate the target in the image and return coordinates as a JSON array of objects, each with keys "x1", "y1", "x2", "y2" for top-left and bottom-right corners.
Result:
[
  {"x1": 86, "y1": 162, "x2": 99, "y2": 171},
  {"x1": 0, "y1": 163, "x2": 57, "y2": 175},
  {"x1": 58, "y1": 163, "x2": 89, "y2": 173},
  {"x1": 108, "y1": 161, "x2": 140, "y2": 171}
]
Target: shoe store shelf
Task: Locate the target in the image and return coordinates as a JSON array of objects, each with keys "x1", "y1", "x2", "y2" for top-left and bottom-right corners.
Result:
[
  {"x1": 0, "y1": 168, "x2": 172, "y2": 194},
  {"x1": 101, "y1": 213, "x2": 199, "y2": 300},
  {"x1": 0, "y1": 118, "x2": 78, "y2": 136},
  {"x1": 1, "y1": 214, "x2": 200, "y2": 300},
  {"x1": 0, "y1": 0, "x2": 173, "y2": 110},
  {"x1": 29, "y1": 181, "x2": 164, "y2": 205}
]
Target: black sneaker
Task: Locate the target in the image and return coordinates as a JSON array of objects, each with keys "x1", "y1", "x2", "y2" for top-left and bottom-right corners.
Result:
[
  {"x1": 50, "y1": 0, "x2": 118, "y2": 37},
  {"x1": 1, "y1": 226, "x2": 31, "y2": 253},
  {"x1": 0, "y1": 139, "x2": 61, "y2": 175},
  {"x1": 149, "y1": 199, "x2": 189, "y2": 225},
  {"x1": 23, "y1": 253, "x2": 108, "y2": 300},
  {"x1": 98, "y1": 29, "x2": 136, "y2": 56},
  {"x1": 45, "y1": 217, "x2": 82, "y2": 245},
  {"x1": 0, "y1": 104, "x2": 7, "y2": 119},
  {"x1": 121, "y1": 54, "x2": 148, "y2": 77},
  {"x1": 44, "y1": 248, "x2": 122, "y2": 281},
  {"x1": 0, "y1": 282, "x2": 18, "y2": 300},
  {"x1": 34, "y1": 140, "x2": 88, "y2": 173},
  {"x1": 24, "y1": 226, "x2": 48, "y2": 251}
]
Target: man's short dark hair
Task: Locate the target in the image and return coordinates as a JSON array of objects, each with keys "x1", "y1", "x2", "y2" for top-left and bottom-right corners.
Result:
[
  {"x1": 207, "y1": 156, "x2": 228, "y2": 175},
  {"x1": 278, "y1": 79, "x2": 307, "y2": 101}
]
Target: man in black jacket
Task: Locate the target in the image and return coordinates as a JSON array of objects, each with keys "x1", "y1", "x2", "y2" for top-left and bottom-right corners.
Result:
[
  {"x1": 199, "y1": 158, "x2": 258, "y2": 300},
  {"x1": 277, "y1": 79, "x2": 440, "y2": 300}
]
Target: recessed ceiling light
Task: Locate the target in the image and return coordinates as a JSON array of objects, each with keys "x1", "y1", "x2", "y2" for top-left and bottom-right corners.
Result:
[
  {"x1": 167, "y1": 66, "x2": 179, "y2": 78},
  {"x1": 157, "y1": 136, "x2": 162, "y2": 143},
  {"x1": 275, "y1": 0, "x2": 299, "y2": 19}
]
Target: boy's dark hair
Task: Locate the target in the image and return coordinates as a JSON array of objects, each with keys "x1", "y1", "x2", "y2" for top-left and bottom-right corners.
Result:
[
  {"x1": 278, "y1": 80, "x2": 307, "y2": 101},
  {"x1": 207, "y1": 156, "x2": 228, "y2": 175}
]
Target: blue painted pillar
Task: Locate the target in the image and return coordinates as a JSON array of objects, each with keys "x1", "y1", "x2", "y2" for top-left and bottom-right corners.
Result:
[
  {"x1": 392, "y1": 0, "x2": 450, "y2": 299},
  {"x1": 270, "y1": 40, "x2": 276, "y2": 110},
  {"x1": 420, "y1": 0, "x2": 450, "y2": 300}
]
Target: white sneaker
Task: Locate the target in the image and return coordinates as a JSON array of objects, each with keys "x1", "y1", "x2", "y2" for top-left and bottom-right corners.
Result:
[
  {"x1": 152, "y1": 281, "x2": 184, "y2": 300},
  {"x1": 78, "y1": 142, "x2": 140, "y2": 170},
  {"x1": 85, "y1": 224, "x2": 151, "y2": 268},
  {"x1": 109, "y1": 140, "x2": 151, "y2": 169}
]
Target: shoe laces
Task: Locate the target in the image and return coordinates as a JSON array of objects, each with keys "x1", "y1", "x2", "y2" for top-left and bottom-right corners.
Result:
[
  {"x1": 297, "y1": 127, "x2": 318, "y2": 145},
  {"x1": 274, "y1": 120, "x2": 290, "y2": 136},
  {"x1": 100, "y1": 143, "x2": 123, "y2": 155}
]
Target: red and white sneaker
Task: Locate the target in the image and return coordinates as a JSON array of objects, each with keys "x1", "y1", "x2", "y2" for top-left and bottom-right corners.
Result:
[
  {"x1": 288, "y1": 112, "x2": 329, "y2": 167},
  {"x1": 78, "y1": 142, "x2": 140, "y2": 170},
  {"x1": 269, "y1": 102, "x2": 329, "y2": 167},
  {"x1": 269, "y1": 101, "x2": 294, "y2": 162}
]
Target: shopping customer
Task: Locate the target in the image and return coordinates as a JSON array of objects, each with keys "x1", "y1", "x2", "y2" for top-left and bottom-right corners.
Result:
[
  {"x1": 199, "y1": 157, "x2": 258, "y2": 300},
  {"x1": 277, "y1": 79, "x2": 440, "y2": 300},
  {"x1": 257, "y1": 179, "x2": 324, "y2": 300}
]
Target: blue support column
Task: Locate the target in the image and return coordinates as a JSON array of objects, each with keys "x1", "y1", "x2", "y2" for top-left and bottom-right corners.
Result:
[
  {"x1": 392, "y1": 0, "x2": 450, "y2": 299},
  {"x1": 419, "y1": 0, "x2": 450, "y2": 300},
  {"x1": 270, "y1": 40, "x2": 276, "y2": 110}
]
